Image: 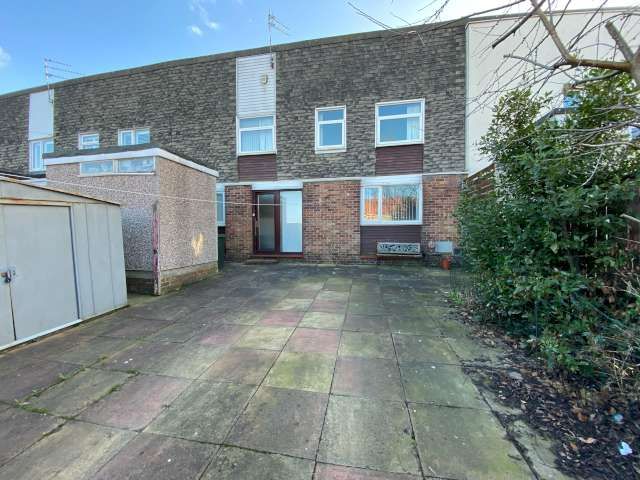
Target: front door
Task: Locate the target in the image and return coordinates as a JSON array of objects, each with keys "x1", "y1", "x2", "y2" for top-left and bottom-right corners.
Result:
[{"x1": 253, "y1": 190, "x2": 302, "y2": 255}]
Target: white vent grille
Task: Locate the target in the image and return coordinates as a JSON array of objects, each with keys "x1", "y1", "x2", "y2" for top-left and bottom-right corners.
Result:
[{"x1": 236, "y1": 53, "x2": 276, "y2": 117}]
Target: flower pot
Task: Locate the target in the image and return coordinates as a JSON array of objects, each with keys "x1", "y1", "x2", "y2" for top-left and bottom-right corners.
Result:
[{"x1": 440, "y1": 256, "x2": 451, "y2": 270}]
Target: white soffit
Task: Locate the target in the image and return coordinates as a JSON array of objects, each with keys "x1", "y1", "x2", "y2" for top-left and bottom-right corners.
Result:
[
  {"x1": 44, "y1": 148, "x2": 219, "y2": 177},
  {"x1": 251, "y1": 180, "x2": 302, "y2": 190}
]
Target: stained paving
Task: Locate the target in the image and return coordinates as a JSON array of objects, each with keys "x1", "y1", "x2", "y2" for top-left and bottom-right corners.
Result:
[{"x1": 0, "y1": 263, "x2": 555, "y2": 479}]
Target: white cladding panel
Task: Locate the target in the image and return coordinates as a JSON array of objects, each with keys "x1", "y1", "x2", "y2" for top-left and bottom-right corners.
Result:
[
  {"x1": 28, "y1": 90, "x2": 54, "y2": 140},
  {"x1": 236, "y1": 53, "x2": 276, "y2": 116}
]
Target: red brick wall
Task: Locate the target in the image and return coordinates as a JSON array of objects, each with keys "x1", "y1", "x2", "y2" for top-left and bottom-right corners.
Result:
[
  {"x1": 422, "y1": 174, "x2": 464, "y2": 252},
  {"x1": 303, "y1": 181, "x2": 361, "y2": 263},
  {"x1": 225, "y1": 185, "x2": 253, "y2": 261}
]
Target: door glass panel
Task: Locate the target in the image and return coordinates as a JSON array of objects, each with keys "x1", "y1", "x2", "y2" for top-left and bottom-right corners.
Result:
[
  {"x1": 257, "y1": 193, "x2": 276, "y2": 252},
  {"x1": 280, "y1": 190, "x2": 302, "y2": 253}
]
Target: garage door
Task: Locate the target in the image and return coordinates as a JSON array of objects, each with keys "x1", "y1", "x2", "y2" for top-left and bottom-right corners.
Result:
[{"x1": 0, "y1": 205, "x2": 78, "y2": 345}]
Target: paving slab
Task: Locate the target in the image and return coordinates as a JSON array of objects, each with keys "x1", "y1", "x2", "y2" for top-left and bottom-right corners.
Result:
[
  {"x1": 388, "y1": 316, "x2": 442, "y2": 336},
  {"x1": 180, "y1": 307, "x2": 227, "y2": 324},
  {"x1": 221, "y1": 309, "x2": 264, "y2": 325},
  {"x1": 410, "y1": 404, "x2": 533, "y2": 480},
  {"x1": 128, "y1": 301, "x2": 196, "y2": 322},
  {"x1": 54, "y1": 336, "x2": 136, "y2": 365},
  {"x1": 338, "y1": 332, "x2": 395, "y2": 359},
  {"x1": 144, "y1": 343, "x2": 227, "y2": 378},
  {"x1": 272, "y1": 298, "x2": 314, "y2": 311},
  {"x1": 343, "y1": 314, "x2": 390, "y2": 333},
  {"x1": 202, "y1": 446, "x2": 314, "y2": 480},
  {"x1": 79, "y1": 374, "x2": 190, "y2": 430},
  {"x1": 309, "y1": 299, "x2": 349, "y2": 313},
  {"x1": 29, "y1": 368, "x2": 132, "y2": 417},
  {"x1": 99, "y1": 318, "x2": 169, "y2": 339},
  {"x1": 227, "y1": 386, "x2": 327, "y2": 459},
  {"x1": 0, "y1": 359, "x2": 81, "y2": 402},
  {"x1": 0, "y1": 421, "x2": 135, "y2": 480},
  {"x1": 314, "y1": 464, "x2": 421, "y2": 479},
  {"x1": 300, "y1": 311, "x2": 345, "y2": 330},
  {"x1": 145, "y1": 320, "x2": 209, "y2": 343},
  {"x1": 200, "y1": 348, "x2": 278, "y2": 385},
  {"x1": 98, "y1": 341, "x2": 177, "y2": 372},
  {"x1": 0, "y1": 408, "x2": 64, "y2": 466},
  {"x1": 234, "y1": 326, "x2": 294, "y2": 350},
  {"x1": 347, "y1": 302, "x2": 385, "y2": 316},
  {"x1": 400, "y1": 363, "x2": 488, "y2": 409},
  {"x1": 446, "y1": 336, "x2": 510, "y2": 367},
  {"x1": 332, "y1": 357, "x2": 403, "y2": 401},
  {"x1": 20, "y1": 330, "x2": 96, "y2": 360},
  {"x1": 318, "y1": 395, "x2": 420, "y2": 475},
  {"x1": 146, "y1": 381, "x2": 255, "y2": 443},
  {"x1": 192, "y1": 324, "x2": 249, "y2": 345},
  {"x1": 285, "y1": 328, "x2": 340, "y2": 354},
  {"x1": 264, "y1": 352, "x2": 335, "y2": 393},
  {"x1": 316, "y1": 291, "x2": 350, "y2": 303},
  {"x1": 393, "y1": 334, "x2": 459, "y2": 364},
  {"x1": 93, "y1": 433, "x2": 216, "y2": 480},
  {"x1": 260, "y1": 310, "x2": 304, "y2": 327}
]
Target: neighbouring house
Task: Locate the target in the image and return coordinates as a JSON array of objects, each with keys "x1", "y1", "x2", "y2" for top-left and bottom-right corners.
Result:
[
  {"x1": 0, "y1": 178, "x2": 126, "y2": 350},
  {"x1": 0, "y1": 11, "x2": 633, "y2": 266},
  {"x1": 44, "y1": 145, "x2": 219, "y2": 294}
]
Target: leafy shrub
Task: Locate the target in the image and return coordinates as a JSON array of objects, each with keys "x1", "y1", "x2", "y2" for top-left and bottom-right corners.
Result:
[{"x1": 457, "y1": 71, "x2": 640, "y2": 392}]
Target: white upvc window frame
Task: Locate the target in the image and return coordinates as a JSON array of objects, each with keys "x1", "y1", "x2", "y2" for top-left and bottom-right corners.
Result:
[
  {"x1": 360, "y1": 175, "x2": 423, "y2": 226},
  {"x1": 29, "y1": 137, "x2": 54, "y2": 172},
  {"x1": 236, "y1": 114, "x2": 276, "y2": 156},
  {"x1": 79, "y1": 157, "x2": 156, "y2": 176},
  {"x1": 315, "y1": 106, "x2": 346, "y2": 153},
  {"x1": 78, "y1": 132, "x2": 100, "y2": 150},
  {"x1": 216, "y1": 185, "x2": 225, "y2": 226},
  {"x1": 118, "y1": 127, "x2": 151, "y2": 146},
  {"x1": 375, "y1": 98, "x2": 425, "y2": 147}
]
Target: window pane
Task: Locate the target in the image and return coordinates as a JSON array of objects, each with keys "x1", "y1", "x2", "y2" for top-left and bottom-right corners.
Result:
[
  {"x1": 318, "y1": 109, "x2": 344, "y2": 121},
  {"x1": 240, "y1": 116, "x2": 273, "y2": 128},
  {"x1": 379, "y1": 117, "x2": 420, "y2": 143},
  {"x1": 216, "y1": 192, "x2": 224, "y2": 224},
  {"x1": 43, "y1": 140, "x2": 54, "y2": 153},
  {"x1": 31, "y1": 142, "x2": 42, "y2": 171},
  {"x1": 381, "y1": 185, "x2": 418, "y2": 221},
  {"x1": 80, "y1": 160, "x2": 113, "y2": 175},
  {"x1": 135, "y1": 129, "x2": 150, "y2": 144},
  {"x1": 319, "y1": 123, "x2": 342, "y2": 147},
  {"x1": 119, "y1": 131, "x2": 133, "y2": 146},
  {"x1": 240, "y1": 128, "x2": 273, "y2": 152},
  {"x1": 363, "y1": 187, "x2": 379, "y2": 221},
  {"x1": 118, "y1": 158, "x2": 154, "y2": 173},
  {"x1": 81, "y1": 134, "x2": 99, "y2": 149},
  {"x1": 378, "y1": 102, "x2": 421, "y2": 116}
]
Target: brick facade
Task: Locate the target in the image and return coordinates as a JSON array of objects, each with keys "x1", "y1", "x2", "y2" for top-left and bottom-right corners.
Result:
[
  {"x1": 0, "y1": 94, "x2": 29, "y2": 174},
  {"x1": 422, "y1": 174, "x2": 464, "y2": 252},
  {"x1": 225, "y1": 185, "x2": 253, "y2": 262},
  {"x1": 302, "y1": 181, "x2": 361, "y2": 263}
]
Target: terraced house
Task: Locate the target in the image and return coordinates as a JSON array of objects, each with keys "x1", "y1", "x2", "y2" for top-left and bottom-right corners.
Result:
[{"x1": 0, "y1": 22, "x2": 466, "y2": 272}]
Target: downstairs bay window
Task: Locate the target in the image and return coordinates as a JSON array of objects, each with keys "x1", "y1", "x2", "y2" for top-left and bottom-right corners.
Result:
[{"x1": 361, "y1": 176, "x2": 422, "y2": 225}]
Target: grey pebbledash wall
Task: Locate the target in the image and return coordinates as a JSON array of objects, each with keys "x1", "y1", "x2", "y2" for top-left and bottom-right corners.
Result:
[{"x1": 0, "y1": 23, "x2": 466, "y2": 180}]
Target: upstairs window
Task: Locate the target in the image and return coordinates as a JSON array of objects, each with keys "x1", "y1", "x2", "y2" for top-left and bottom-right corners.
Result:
[
  {"x1": 29, "y1": 138, "x2": 54, "y2": 172},
  {"x1": 238, "y1": 115, "x2": 275, "y2": 155},
  {"x1": 361, "y1": 177, "x2": 422, "y2": 225},
  {"x1": 315, "y1": 106, "x2": 346, "y2": 152},
  {"x1": 119, "y1": 128, "x2": 150, "y2": 146},
  {"x1": 79, "y1": 133, "x2": 100, "y2": 150},
  {"x1": 375, "y1": 99, "x2": 424, "y2": 147}
]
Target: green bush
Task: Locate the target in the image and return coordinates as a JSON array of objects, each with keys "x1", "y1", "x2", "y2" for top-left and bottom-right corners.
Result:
[{"x1": 457, "y1": 71, "x2": 640, "y2": 392}]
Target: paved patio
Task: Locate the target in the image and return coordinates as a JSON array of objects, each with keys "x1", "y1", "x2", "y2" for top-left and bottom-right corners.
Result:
[{"x1": 0, "y1": 264, "x2": 538, "y2": 479}]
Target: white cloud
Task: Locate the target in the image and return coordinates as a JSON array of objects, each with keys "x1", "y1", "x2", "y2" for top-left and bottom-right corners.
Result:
[
  {"x1": 0, "y1": 47, "x2": 10, "y2": 69},
  {"x1": 189, "y1": 25, "x2": 203, "y2": 36},
  {"x1": 189, "y1": 0, "x2": 221, "y2": 31}
]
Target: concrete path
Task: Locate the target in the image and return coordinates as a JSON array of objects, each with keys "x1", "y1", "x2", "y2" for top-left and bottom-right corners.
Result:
[{"x1": 0, "y1": 264, "x2": 546, "y2": 479}]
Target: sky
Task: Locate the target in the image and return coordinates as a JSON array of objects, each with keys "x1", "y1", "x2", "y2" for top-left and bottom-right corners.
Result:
[{"x1": 0, "y1": 0, "x2": 633, "y2": 94}]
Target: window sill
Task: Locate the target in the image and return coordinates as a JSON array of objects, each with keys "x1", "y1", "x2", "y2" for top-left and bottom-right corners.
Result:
[
  {"x1": 375, "y1": 141, "x2": 423, "y2": 148},
  {"x1": 361, "y1": 222, "x2": 423, "y2": 226},
  {"x1": 79, "y1": 172, "x2": 156, "y2": 177},
  {"x1": 237, "y1": 151, "x2": 277, "y2": 157},
  {"x1": 315, "y1": 147, "x2": 346, "y2": 154}
]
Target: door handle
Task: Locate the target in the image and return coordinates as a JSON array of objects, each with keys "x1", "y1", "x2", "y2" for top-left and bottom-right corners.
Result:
[{"x1": 1, "y1": 268, "x2": 15, "y2": 284}]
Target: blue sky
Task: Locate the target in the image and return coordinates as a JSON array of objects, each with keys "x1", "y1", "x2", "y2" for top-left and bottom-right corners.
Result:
[{"x1": 0, "y1": 0, "x2": 625, "y2": 94}]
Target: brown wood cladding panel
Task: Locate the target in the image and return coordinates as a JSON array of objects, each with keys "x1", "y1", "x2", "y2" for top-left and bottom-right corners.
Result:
[
  {"x1": 237, "y1": 155, "x2": 277, "y2": 181},
  {"x1": 375, "y1": 145, "x2": 423, "y2": 176},
  {"x1": 360, "y1": 225, "x2": 422, "y2": 255}
]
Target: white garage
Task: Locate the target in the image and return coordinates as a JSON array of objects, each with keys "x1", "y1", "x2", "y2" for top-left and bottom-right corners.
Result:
[{"x1": 0, "y1": 178, "x2": 127, "y2": 350}]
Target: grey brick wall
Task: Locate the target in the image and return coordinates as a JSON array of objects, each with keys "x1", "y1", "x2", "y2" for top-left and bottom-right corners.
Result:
[
  {"x1": 0, "y1": 24, "x2": 466, "y2": 181},
  {"x1": 0, "y1": 93, "x2": 29, "y2": 174}
]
